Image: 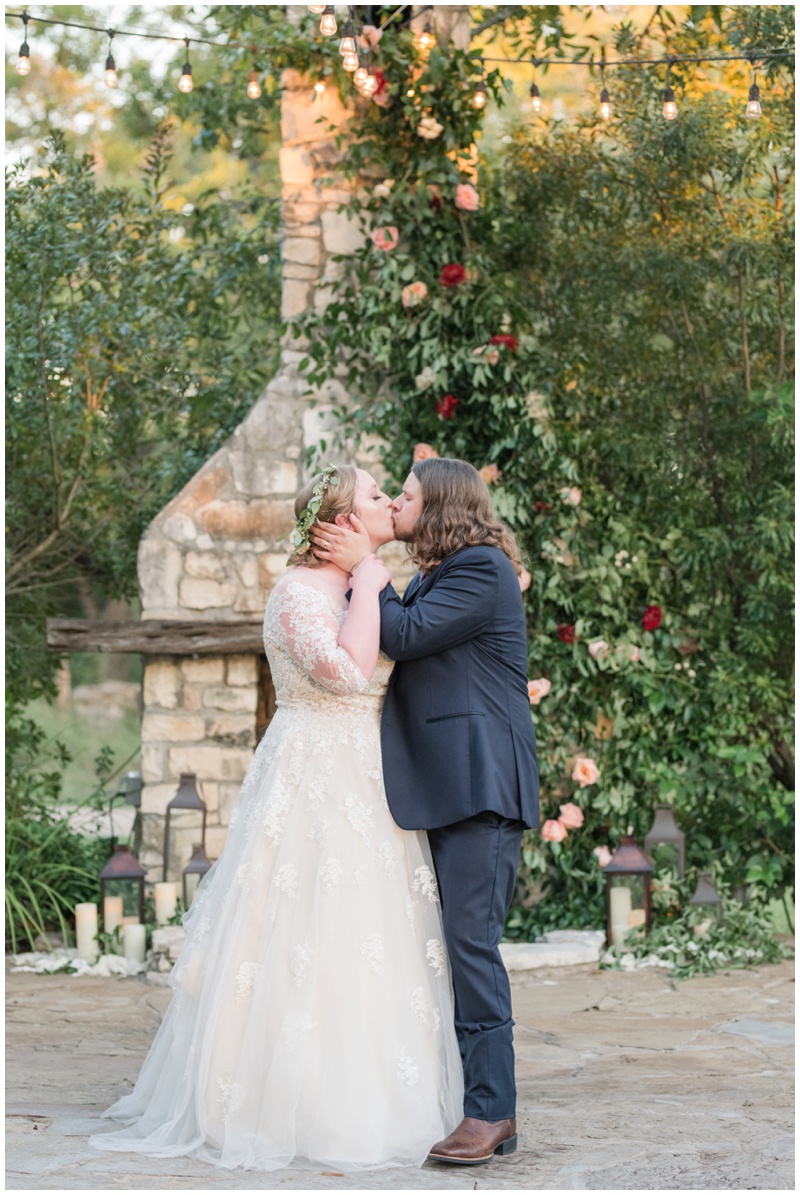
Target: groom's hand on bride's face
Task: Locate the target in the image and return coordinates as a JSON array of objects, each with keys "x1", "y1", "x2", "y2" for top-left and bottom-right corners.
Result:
[{"x1": 311, "y1": 515, "x2": 372, "y2": 573}]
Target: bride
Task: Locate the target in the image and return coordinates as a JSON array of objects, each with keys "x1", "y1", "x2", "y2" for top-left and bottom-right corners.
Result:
[{"x1": 91, "y1": 464, "x2": 463, "y2": 1172}]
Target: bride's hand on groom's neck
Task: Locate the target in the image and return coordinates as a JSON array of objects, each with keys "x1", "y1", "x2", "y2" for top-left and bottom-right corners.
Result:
[{"x1": 310, "y1": 515, "x2": 372, "y2": 574}]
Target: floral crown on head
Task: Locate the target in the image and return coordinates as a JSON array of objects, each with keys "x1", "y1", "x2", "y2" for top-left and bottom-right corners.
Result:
[{"x1": 286, "y1": 464, "x2": 339, "y2": 557}]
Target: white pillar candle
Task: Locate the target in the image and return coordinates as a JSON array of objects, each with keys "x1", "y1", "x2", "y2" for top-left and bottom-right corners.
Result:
[
  {"x1": 103, "y1": 895, "x2": 123, "y2": 944},
  {"x1": 123, "y1": 923, "x2": 147, "y2": 963},
  {"x1": 75, "y1": 902, "x2": 99, "y2": 960},
  {"x1": 154, "y1": 881, "x2": 178, "y2": 925},
  {"x1": 609, "y1": 886, "x2": 632, "y2": 948}
]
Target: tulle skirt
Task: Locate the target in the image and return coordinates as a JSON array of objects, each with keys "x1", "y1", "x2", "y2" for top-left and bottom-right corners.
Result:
[{"x1": 90, "y1": 702, "x2": 463, "y2": 1171}]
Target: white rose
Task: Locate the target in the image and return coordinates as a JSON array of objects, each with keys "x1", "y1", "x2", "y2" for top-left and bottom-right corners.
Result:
[{"x1": 417, "y1": 116, "x2": 444, "y2": 140}]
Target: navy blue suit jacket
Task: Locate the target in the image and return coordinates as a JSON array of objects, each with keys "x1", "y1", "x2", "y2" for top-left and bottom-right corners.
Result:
[{"x1": 378, "y1": 545, "x2": 539, "y2": 831}]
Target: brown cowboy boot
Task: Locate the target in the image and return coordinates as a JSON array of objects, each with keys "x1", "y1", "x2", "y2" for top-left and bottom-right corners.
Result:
[{"x1": 427, "y1": 1116, "x2": 517, "y2": 1165}]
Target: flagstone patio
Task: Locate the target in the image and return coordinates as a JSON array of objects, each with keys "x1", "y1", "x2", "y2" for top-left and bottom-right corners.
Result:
[{"x1": 5, "y1": 957, "x2": 794, "y2": 1190}]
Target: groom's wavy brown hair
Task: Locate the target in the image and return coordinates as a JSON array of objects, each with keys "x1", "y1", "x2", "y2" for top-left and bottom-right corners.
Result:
[{"x1": 409, "y1": 458, "x2": 525, "y2": 575}]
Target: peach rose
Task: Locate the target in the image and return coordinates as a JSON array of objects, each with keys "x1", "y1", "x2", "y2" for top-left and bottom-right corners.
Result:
[
  {"x1": 527, "y1": 678, "x2": 551, "y2": 705},
  {"x1": 518, "y1": 567, "x2": 532, "y2": 593},
  {"x1": 472, "y1": 345, "x2": 500, "y2": 365},
  {"x1": 560, "y1": 485, "x2": 582, "y2": 507},
  {"x1": 480, "y1": 463, "x2": 501, "y2": 485},
  {"x1": 558, "y1": 802, "x2": 584, "y2": 830},
  {"x1": 615, "y1": 643, "x2": 640, "y2": 663},
  {"x1": 588, "y1": 640, "x2": 609, "y2": 661},
  {"x1": 455, "y1": 183, "x2": 479, "y2": 211},
  {"x1": 359, "y1": 24, "x2": 382, "y2": 49},
  {"x1": 413, "y1": 443, "x2": 439, "y2": 462},
  {"x1": 593, "y1": 845, "x2": 612, "y2": 867},
  {"x1": 370, "y1": 225, "x2": 399, "y2": 251},
  {"x1": 572, "y1": 757, "x2": 600, "y2": 787},
  {"x1": 541, "y1": 819, "x2": 568, "y2": 843},
  {"x1": 401, "y1": 280, "x2": 428, "y2": 308}
]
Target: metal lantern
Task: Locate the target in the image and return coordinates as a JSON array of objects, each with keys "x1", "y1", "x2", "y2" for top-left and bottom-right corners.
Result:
[
  {"x1": 644, "y1": 803, "x2": 686, "y2": 877},
  {"x1": 183, "y1": 843, "x2": 213, "y2": 908},
  {"x1": 605, "y1": 836, "x2": 654, "y2": 949},
  {"x1": 689, "y1": 872, "x2": 723, "y2": 917},
  {"x1": 99, "y1": 844, "x2": 146, "y2": 929},
  {"x1": 163, "y1": 773, "x2": 207, "y2": 883}
]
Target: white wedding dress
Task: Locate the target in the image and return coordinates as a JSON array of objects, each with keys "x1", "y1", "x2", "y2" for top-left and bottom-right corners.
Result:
[{"x1": 91, "y1": 574, "x2": 463, "y2": 1172}]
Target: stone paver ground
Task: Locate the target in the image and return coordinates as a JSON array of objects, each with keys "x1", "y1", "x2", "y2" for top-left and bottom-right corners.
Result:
[{"x1": 6, "y1": 958, "x2": 794, "y2": 1191}]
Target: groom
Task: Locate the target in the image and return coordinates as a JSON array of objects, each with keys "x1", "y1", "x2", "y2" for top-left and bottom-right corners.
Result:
[{"x1": 313, "y1": 457, "x2": 539, "y2": 1165}]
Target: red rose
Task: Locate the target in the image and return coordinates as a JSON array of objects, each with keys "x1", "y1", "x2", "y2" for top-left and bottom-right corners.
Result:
[
  {"x1": 557, "y1": 624, "x2": 576, "y2": 644},
  {"x1": 435, "y1": 393, "x2": 459, "y2": 419},
  {"x1": 429, "y1": 193, "x2": 443, "y2": 211},
  {"x1": 489, "y1": 333, "x2": 519, "y2": 352},
  {"x1": 641, "y1": 605, "x2": 663, "y2": 631},
  {"x1": 440, "y1": 263, "x2": 466, "y2": 288},
  {"x1": 534, "y1": 501, "x2": 553, "y2": 513},
  {"x1": 373, "y1": 68, "x2": 388, "y2": 96}
]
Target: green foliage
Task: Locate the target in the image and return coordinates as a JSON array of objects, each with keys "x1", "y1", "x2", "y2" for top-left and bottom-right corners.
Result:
[
  {"x1": 5, "y1": 700, "x2": 109, "y2": 953},
  {"x1": 5, "y1": 126, "x2": 281, "y2": 702},
  {"x1": 602, "y1": 899, "x2": 793, "y2": 980},
  {"x1": 287, "y1": 8, "x2": 794, "y2": 925}
]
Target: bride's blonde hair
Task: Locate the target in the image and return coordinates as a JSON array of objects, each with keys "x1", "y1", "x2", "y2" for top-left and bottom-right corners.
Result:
[{"x1": 286, "y1": 464, "x2": 359, "y2": 568}]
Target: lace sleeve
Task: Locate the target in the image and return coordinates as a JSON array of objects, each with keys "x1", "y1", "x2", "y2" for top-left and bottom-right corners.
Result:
[{"x1": 277, "y1": 582, "x2": 371, "y2": 695}]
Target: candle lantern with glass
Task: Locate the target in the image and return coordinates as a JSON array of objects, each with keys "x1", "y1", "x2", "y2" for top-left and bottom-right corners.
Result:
[
  {"x1": 99, "y1": 844, "x2": 146, "y2": 932},
  {"x1": 644, "y1": 803, "x2": 686, "y2": 877},
  {"x1": 605, "y1": 836, "x2": 654, "y2": 949},
  {"x1": 183, "y1": 843, "x2": 213, "y2": 908},
  {"x1": 163, "y1": 773, "x2": 207, "y2": 882}
]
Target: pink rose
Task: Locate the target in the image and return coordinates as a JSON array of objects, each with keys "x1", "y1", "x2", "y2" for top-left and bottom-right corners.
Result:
[
  {"x1": 359, "y1": 24, "x2": 382, "y2": 49},
  {"x1": 370, "y1": 225, "x2": 399, "y2": 251},
  {"x1": 593, "y1": 845, "x2": 612, "y2": 867},
  {"x1": 572, "y1": 757, "x2": 600, "y2": 787},
  {"x1": 527, "y1": 678, "x2": 551, "y2": 705},
  {"x1": 615, "y1": 643, "x2": 640, "y2": 663},
  {"x1": 560, "y1": 485, "x2": 582, "y2": 507},
  {"x1": 373, "y1": 88, "x2": 391, "y2": 108},
  {"x1": 472, "y1": 345, "x2": 500, "y2": 365},
  {"x1": 401, "y1": 280, "x2": 428, "y2": 308},
  {"x1": 479, "y1": 463, "x2": 501, "y2": 485},
  {"x1": 518, "y1": 567, "x2": 532, "y2": 593},
  {"x1": 558, "y1": 802, "x2": 584, "y2": 830},
  {"x1": 541, "y1": 819, "x2": 568, "y2": 843},
  {"x1": 413, "y1": 442, "x2": 439, "y2": 462},
  {"x1": 588, "y1": 640, "x2": 609, "y2": 661},
  {"x1": 455, "y1": 183, "x2": 479, "y2": 212}
]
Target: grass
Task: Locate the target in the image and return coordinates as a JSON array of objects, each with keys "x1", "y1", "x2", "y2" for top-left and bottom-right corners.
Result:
[{"x1": 24, "y1": 696, "x2": 141, "y2": 805}]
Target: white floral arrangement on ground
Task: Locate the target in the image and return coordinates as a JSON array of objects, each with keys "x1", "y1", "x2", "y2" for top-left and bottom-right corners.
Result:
[{"x1": 10, "y1": 948, "x2": 147, "y2": 978}]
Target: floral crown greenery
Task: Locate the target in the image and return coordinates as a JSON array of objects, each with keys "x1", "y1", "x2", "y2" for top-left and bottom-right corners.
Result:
[{"x1": 284, "y1": 464, "x2": 339, "y2": 557}]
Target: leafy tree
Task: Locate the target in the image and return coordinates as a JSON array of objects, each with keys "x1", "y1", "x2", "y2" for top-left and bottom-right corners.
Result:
[{"x1": 5, "y1": 126, "x2": 282, "y2": 702}]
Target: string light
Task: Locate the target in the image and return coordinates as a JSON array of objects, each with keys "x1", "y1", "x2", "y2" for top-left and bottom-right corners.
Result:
[
  {"x1": 662, "y1": 58, "x2": 678, "y2": 119},
  {"x1": 414, "y1": 24, "x2": 435, "y2": 52},
  {"x1": 16, "y1": 11, "x2": 30, "y2": 75},
  {"x1": 343, "y1": 52, "x2": 359, "y2": 72},
  {"x1": 313, "y1": 79, "x2": 326, "y2": 95},
  {"x1": 319, "y1": 6, "x2": 337, "y2": 38},
  {"x1": 104, "y1": 29, "x2": 117, "y2": 88},
  {"x1": 598, "y1": 59, "x2": 612, "y2": 119},
  {"x1": 472, "y1": 77, "x2": 487, "y2": 110},
  {"x1": 746, "y1": 62, "x2": 762, "y2": 118},
  {"x1": 178, "y1": 37, "x2": 193, "y2": 93},
  {"x1": 3, "y1": 9, "x2": 792, "y2": 124},
  {"x1": 339, "y1": 19, "x2": 356, "y2": 57},
  {"x1": 247, "y1": 67, "x2": 262, "y2": 99}
]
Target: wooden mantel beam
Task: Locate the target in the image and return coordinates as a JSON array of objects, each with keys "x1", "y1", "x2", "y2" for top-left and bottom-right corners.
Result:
[{"x1": 46, "y1": 618, "x2": 265, "y2": 656}]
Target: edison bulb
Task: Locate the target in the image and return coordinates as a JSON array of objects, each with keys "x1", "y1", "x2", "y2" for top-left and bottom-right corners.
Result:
[
  {"x1": 308, "y1": 3, "x2": 326, "y2": 12},
  {"x1": 662, "y1": 86, "x2": 678, "y2": 120},
  {"x1": 314, "y1": 80, "x2": 326, "y2": 95},
  {"x1": 339, "y1": 21, "x2": 356, "y2": 56},
  {"x1": 472, "y1": 83, "x2": 487, "y2": 110},
  {"x1": 319, "y1": 7, "x2": 337, "y2": 36},
  {"x1": 16, "y1": 44, "x2": 30, "y2": 76},
  {"x1": 342, "y1": 52, "x2": 359, "y2": 72},
  {"x1": 362, "y1": 74, "x2": 378, "y2": 96},
  {"x1": 354, "y1": 65, "x2": 369, "y2": 86},
  {"x1": 178, "y1": 66, "x2": 193, "y2": 94},
  {"x1": 599, "y1": 88, "x2": 612, "y2": 120},
  {"x1": 247, "y1": 70, "x2": 262, "y2": 99},
  {"x1": 746, "y1": 84, "x2": 762, "y2": 119}
]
